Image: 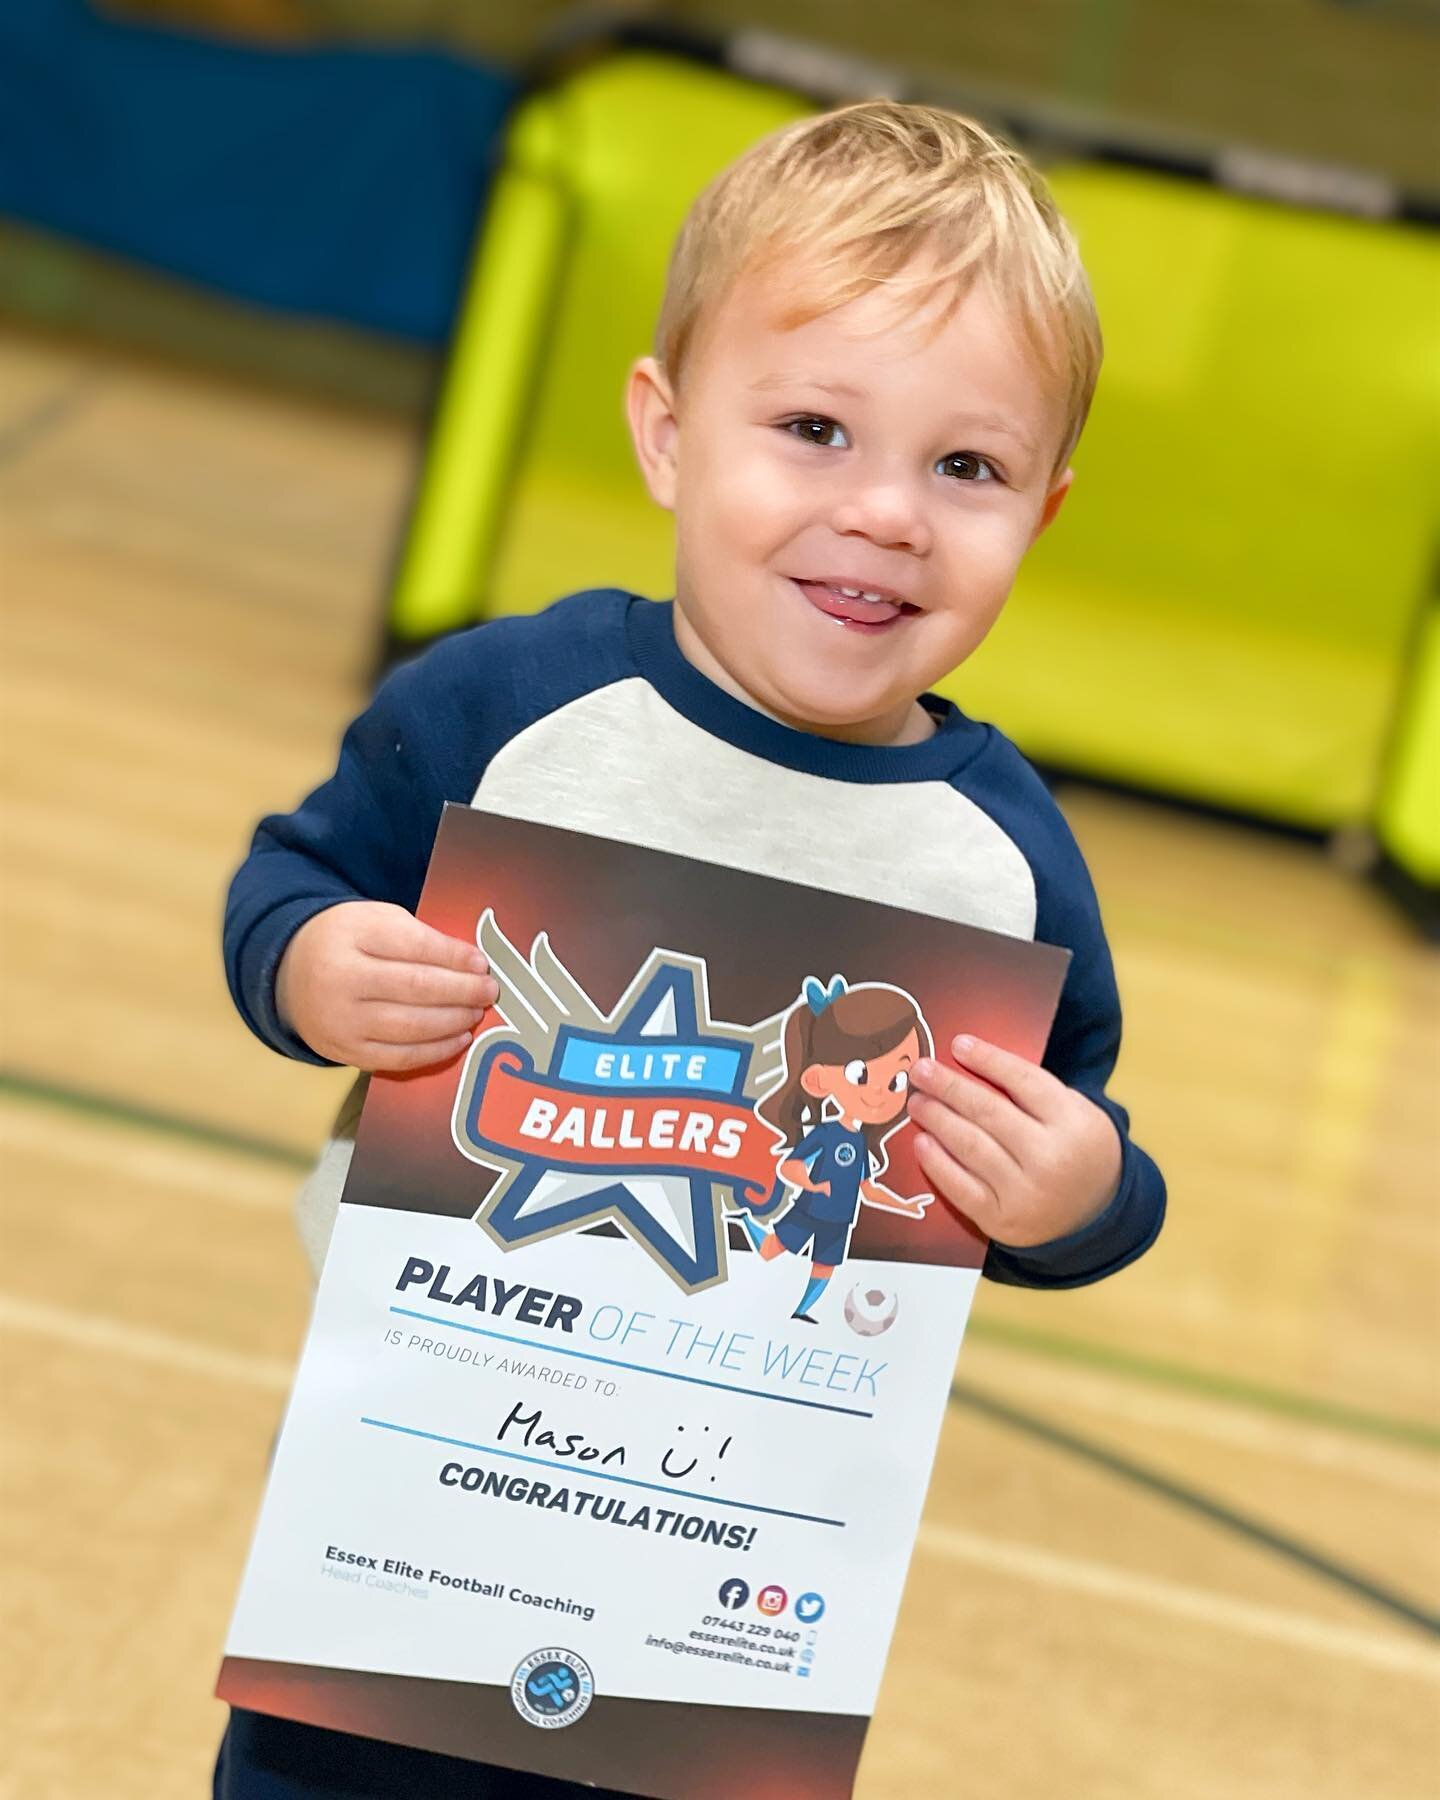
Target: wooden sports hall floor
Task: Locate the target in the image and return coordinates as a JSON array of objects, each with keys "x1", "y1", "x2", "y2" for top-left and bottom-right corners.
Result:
[{"x1": 2, "y1": 326, "x2": 1437, "y2": 1799}]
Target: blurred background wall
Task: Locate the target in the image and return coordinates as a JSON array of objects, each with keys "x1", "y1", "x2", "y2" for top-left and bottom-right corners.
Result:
[
  {"x1": 7, "y1": 0, "x2": 1439, "y2": 379},
  {"x1": 90, "y1": 0, "x2": 1440, "y2": 192}
]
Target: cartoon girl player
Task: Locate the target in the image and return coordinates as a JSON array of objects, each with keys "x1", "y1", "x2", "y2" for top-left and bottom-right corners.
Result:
[{"x1": 738, "y1": 976, "x2": 933, "y2": 1323}]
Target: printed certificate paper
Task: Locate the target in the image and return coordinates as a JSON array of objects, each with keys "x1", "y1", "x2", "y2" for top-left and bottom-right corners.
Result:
[{"x1": 219, "y1": 806, "x2": 1069, "y2": 1797}]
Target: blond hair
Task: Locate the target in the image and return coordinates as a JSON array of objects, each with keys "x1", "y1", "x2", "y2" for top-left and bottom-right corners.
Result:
[{"x1": 654, "y1": 100, "x2": 1102, "y2": 478}]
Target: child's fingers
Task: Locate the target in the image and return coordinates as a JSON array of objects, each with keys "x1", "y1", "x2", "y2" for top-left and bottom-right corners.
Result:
[
  {"x1": 360, "y1": 1032, "x2": 475, "y2": 1073},
  {"x1": 908, "y1": 1057, "x2": 1036, "y2": 1159},
  {"x1": 948, "y1": 1036, "x2": 1061, "y2": 1122},
  {"x1": 906, "y1": 1092, "x2": 1017, "y2": 1190},
  {"x1": 356, "y1": 908, "x2": 489, "y2": 975},
  {"x1": 362, "y1": 960, "x2": 498, "y2": 1011},
  {"x1": 363, "y1": 1003, "x2": 488, "y2": 1045},
  {"x1": 912, "y1": 1132, "x2": 1000, "y2": 1236}
]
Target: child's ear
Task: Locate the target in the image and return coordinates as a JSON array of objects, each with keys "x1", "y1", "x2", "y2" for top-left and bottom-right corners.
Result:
[
  {"x1": 626, "y1": 355, "x2": 680, "y2": 512},
  {"x1": 800, "y1": 1066, "x2": 831, "y2": 1098},
  {"x1": 1029, "y1": 466, "x2": 1074, "y2": 544}
]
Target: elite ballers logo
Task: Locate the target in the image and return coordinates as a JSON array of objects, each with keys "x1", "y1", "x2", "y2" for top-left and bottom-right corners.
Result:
[
  {"x1": 452, "y1": 911, "x2": 788, "y2": 1294},
  {"x1": 510, "y1": 1647, "x2": 594, "y2": 1729}
]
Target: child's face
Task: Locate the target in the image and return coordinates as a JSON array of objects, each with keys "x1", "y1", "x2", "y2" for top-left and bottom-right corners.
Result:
[
  {"x1": 628, "y1": 263, "x2": 1074, "y2": 745},
  {"x1": 801, "y1": 1029, "x2": 920, "y2": 1126}
]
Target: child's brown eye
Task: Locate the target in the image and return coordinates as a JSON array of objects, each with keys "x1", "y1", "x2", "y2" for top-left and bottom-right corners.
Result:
[
  {"x1": 889, "y1": 1071, "x2": 909, "y2": 1093},
  {"x1": 937, "y1": 451, "x2": 998, "y2": 483},
  {"x1": 844, "y1": 1058, "x2": 868, "y2": 1085},
  {"x1": 785, "y1": 417, "x2": 849, "y2": 450}
]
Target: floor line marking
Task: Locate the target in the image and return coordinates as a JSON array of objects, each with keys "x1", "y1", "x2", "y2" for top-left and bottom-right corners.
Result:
[
  {"x1": 0, "y1": 1294, "x2": 294, "y2": 1392},
  {"x1": 0, "y1": 1102, "x2": 300, "y2": 1212},
  {"x1": 0, "y1": 374, "x2": 100, "y2": 469},
  {"x1": 965, "y1": 1315, "x2": 1440, "y2": 1452},
  {"x1": 953, "y1": 1380, "x2": 1440, "y2": 1639},
  {"x1": 964, "y1": 1345, "x2": 1440, "y2": 1496},
  {"x1": 0, "y1": 1068, "x2": 313, "y2": 1170},
  {"x1": 916, "y1": 1522, "x2": 1440, "y2": 1681}
]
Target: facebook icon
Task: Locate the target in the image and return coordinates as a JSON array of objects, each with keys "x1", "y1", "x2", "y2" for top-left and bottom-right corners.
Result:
[{"x1": 718, "y1": 1578, "x2": 750, "y2": 1610}]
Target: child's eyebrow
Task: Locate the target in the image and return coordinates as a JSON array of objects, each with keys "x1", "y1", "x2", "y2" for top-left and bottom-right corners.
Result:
[
  {"x1": 949, "y1": 414, "x2": 1039, "y2": 457},
  {"x1": 749, "y1": 373, "x2": 866, "y2": 400}
]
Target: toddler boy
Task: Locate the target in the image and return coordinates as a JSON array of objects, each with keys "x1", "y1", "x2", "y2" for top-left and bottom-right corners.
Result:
[{"x1": 218, "y1": 99, "x2": 1165, "y2": 1798}]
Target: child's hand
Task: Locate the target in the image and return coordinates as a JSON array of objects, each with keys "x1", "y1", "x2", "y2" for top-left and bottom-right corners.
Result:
[
  {"x1": 276, "y1": 901, "x2": 498, "y2": 1072},
  {"x1": 906, "y1": 1036, "x2": 1120, "y2": 1247}
]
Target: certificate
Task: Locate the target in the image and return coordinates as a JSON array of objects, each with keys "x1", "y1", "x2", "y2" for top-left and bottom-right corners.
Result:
[{"x1": 218, "y1": 805, "x2": 1069, "y2": 1797}]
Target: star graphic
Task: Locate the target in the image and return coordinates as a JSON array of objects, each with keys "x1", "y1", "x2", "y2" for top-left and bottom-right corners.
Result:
[{"x1": 460, "y1": 953, "x2": 782, "y2": 1294}]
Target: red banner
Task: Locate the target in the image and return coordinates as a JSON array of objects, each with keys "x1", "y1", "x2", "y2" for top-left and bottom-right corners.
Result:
[{"x1": 470, "y1": 1051, "x2": 782, "y2": 1200}]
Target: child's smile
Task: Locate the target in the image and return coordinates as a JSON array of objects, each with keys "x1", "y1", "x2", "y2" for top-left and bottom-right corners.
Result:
[{"x1": 786, "y1": 576, "x2": 923, "y2": 634}]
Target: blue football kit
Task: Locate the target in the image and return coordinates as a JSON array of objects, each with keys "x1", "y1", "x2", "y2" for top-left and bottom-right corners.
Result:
[{"x1": 774, "y1": 1119, "x2": 873, "y2": 1268}]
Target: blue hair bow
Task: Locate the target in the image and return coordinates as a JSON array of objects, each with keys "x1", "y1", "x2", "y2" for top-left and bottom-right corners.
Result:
[{"x1": 803, "y1": 974, "x2": 847, "y2": 1015}]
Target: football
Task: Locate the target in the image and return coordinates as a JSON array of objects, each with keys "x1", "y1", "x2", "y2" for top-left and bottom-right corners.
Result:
[{"x1": 843, "y1": 1284, "x2": 899, "y2": 1337}]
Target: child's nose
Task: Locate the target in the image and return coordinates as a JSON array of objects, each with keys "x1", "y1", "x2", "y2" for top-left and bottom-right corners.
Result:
[{"x1": 829, "y1": 477, "x2": 932, "y2": 557}]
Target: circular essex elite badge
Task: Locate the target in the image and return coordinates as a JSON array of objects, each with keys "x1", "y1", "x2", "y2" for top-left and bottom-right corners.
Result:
[{"x1": 510, "y1": 1648, "x2": 595, "y2": 1729}]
